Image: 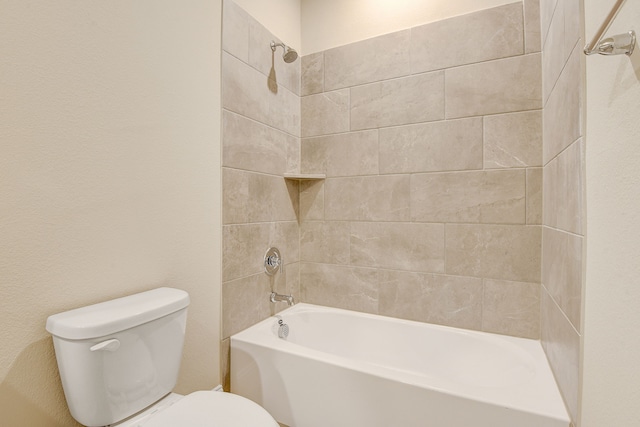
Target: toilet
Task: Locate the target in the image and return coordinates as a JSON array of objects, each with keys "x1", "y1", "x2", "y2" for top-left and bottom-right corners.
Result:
[{"x1": 46, "y1": 287, "x2": 278, "y2": 427}]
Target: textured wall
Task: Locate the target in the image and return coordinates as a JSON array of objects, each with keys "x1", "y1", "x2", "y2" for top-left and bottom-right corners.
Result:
[
  {"x1": 582, "y1": 0, "x2": 640, "y2": 425},
  {"x1": 538, "y1": 0, "x2": 584, "y2": 424},
  {"x1": 0, "y1": 1, "x2": 222, "y2": 425},
  {"x1": 221, "y1": 0, "x2": 301, "y2": 390},
  {"x1": 299, "y1": 2, "x2": 544, "y2": 339}
]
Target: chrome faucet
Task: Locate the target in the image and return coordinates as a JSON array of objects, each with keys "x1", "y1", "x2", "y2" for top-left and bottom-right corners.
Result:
[{"x1": 270, "y1": 292, "x2": 295, "y2": 306}]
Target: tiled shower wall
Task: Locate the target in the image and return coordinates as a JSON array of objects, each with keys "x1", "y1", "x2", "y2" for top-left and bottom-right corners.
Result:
[
  {"x1": 220, "y1": 0, "x2": 302, "y2": 390},
  {"x1": 299, "y1": 1, "x2": 544, "y2": 338},
  {"x1": 221, "y1": 3, "x2": 581, "y2": 423},
  {"x1": 540, "y1": 0, "x2": 584, "y2": 423}
]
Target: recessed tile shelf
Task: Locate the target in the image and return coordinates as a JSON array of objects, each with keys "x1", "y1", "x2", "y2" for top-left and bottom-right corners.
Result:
[{"x1": 283, "y1": 173, "x2": 326, "y2": 181}]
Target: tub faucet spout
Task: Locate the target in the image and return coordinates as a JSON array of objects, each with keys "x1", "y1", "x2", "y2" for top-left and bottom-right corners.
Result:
[{"x1": 270, "y1": 292, "x2": 295, "y2": 306}]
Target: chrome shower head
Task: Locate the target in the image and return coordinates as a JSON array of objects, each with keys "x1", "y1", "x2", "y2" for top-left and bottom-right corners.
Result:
[{"x1": 271, "y1": 41, "x2": 298, "y2": 63}]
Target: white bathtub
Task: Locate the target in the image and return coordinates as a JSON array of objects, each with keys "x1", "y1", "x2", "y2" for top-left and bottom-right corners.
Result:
[{"x1": 231, "y1": 303, "x2": 570, "y2": 427}]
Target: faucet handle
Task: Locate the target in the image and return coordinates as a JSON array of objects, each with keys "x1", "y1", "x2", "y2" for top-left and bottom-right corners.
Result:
[{"x1": 264, "y1": 247, "x2": 282, "y2": 275}]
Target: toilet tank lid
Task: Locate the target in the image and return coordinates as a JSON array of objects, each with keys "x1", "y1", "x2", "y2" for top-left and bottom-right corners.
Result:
[{"x1": 46, "y1": 288, "x2": 190, "y2": 340}]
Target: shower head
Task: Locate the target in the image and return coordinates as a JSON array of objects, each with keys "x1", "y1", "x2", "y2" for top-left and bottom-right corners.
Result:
[{"x1": 271, "y1": 41, "x2": 298, "y2": 63}]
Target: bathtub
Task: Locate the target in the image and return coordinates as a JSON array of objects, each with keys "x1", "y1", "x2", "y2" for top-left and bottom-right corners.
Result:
[{"x1": 231, "y1": 303, "x2": 570, "y2": 427}]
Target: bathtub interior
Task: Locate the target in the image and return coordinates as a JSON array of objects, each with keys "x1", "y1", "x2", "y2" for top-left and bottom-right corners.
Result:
[{"x1": 232, "y1": 303, "x2": 570, "y2": 427}]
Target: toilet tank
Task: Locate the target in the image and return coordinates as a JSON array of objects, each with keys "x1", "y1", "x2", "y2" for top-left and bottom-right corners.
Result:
[{"x1": 46, "y1": 288, "x2": 190, "y2": 427}]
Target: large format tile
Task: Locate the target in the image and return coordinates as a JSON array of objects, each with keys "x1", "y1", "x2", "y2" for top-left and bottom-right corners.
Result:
[
  {"x1": 445, "y1": 224, "x2": 542, "y2": 283},
  {"x1": 350, "y1": 222, "x2": 445, "y2": 273},
  {"x1": 350, "y1": 71, "x2": 444, "y2": 130},
  {"x1": 301, "y1": 90, "x2": 350, "y2": 137},
  {"x1": 524, "y1": 0, "x2": 542, "y2": 53},
  {"x1": 411, "y1": 170, "x2": 526, "y2": 224},
  {"x1": 541, "y1": 289, "x2": 580, "y2": 422},
  {"x1": 222, "y1": 273, "x2": 270, "y2": 338},
  {"x1": 378, "y1": 270, "x2": 482, "y2": 330},
  {"x1": 543, "y1": 45, "x2": 582, "y2": 163},
  {"x1": 222, "y1": 52, "x2": 300, "y2": 136},
  {"x1": 379, "y1": 118, "x2": 483, "y2": 173},
  {"x1": 223, "y1": 221, "x2": 299, "y2": 281},
  {"x1": 484, "y1": 110, "x2": 543, "y2": 169},
  {"x1": 324, "y1": 30, "x2": 411, "y2": 91},
  {"x1": 527, "y1": 168, "x2": 543, "y2": 224},
  {"x1": 299, "y1": 180, "x2": 324, "y2": 221},
  {"x1": 542, "y1": 1, "x2": 565, "y2": 103},
  {"x1": 300, "y1": 263, "x2": 379, "y2": 314},
  {"x1": 301, "y1": 130, "x2": 379, "y2": 177},
  {"x1": 301, "y1": 52, "x2": 324, "y2": 96},
  {"x1": 222, "y1": 0, "x2": 249, "y2": 62},
  {"x1": 324, "y1": 176, "x2": 410, "y2": 221},
  {"x1": 482, "y1": 279, "x2": 540, "y2": 338},
  {"x1": 543, "y1": 139, "x2": 583, "y2": 235},
  {"x1": 446, "y1": 54, "x2": 542, "y2": 118},
  {"x1": 223, "y1": 110, "x2": 295, "y2": 175},
  {"x1": 411, "y1": 3, "x2": 523, "y2": 73},
  {"x1": 300, "y1": 221, "x2": 350, "y2": 265},
  {"x1": 222, "y1": 168, "x2": 297, "y2": 224},
  {"x1": 542, "y1": 226, "x2": 582, "y2": 331}
]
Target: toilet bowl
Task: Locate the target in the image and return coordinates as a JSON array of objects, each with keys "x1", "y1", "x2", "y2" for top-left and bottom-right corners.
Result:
[
  {"x1": 46, "y1": 288, "x2": 278, "y2": 427},
  {"x1": 114, "y1": 391, "x2": 277, "y2": 427}
]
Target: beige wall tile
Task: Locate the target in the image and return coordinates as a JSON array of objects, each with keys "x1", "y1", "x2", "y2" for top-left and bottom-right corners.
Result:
[
  {"x1": 542, "y1": 2, "x2": 565, "y2": 103},
  {"x1": 223, "y1": 221, "x2": 299, "y2": 282},
  {"x1": 300, "y1": 263, "x2": 379, "y2": 314},
  {"x1": 445, "y1": 53, "x2": 542, "y2": 118},
  {"x1": 378, "y1": 270, "x2": 482, "y2": 330},
  {"x1": 411, "y1": 170, "x2": 526, "y2": 224},
  {"x1": 223, "y1": 110, "x2": 293, "y2": 175},
  {"x1": 524, "y1": 0, "x2": 542, "y2": 53},
  {"x1": 248, "y1": 15, "x2": 301, "y2": 96},
  {"x1": 301, "y1": 130, "x2": 379, "y2": 177},
  {"x1": 222, "y1": 52, "x2": 300, "y2": 136},
  {"x1": 540, "y1": 0, "x2": 559, "y2": 47},
  {"x1": 541, "y1": 289, "x2": 580, "y2": 422},
  {"x1": 527, "y1": 168, "x2": 543, "y2": 224},
  {"x1": 411, "y1": 3, "x2": 523, "y2": 73},
  {"x1": 222, "y1": 273, "x2": 271, "y2": 338},
  {"x1": 301, "y1": 90, "x2": 350, "y2": 137},
  {"x1": 379, "y1": 118, "x2": 483, "y2": 174},
  {"x1": 543, "y1": 45, "x2": 582, "y2": 164},
  {"x1": 445, "y1": 224, "x2": 542, "y2": 283},
  {"x1": 221, "y1": 337, "x2": 231, "y2": 391},
  {"x1": 482, "y1": 279, "x2": 540, "y2": 338},
  {"x1": 223, "y1": 168, "x2": 297, "y2": 224},
  {"x1": 542, "y1": 226, "x2": 582, "y2": 331},
  {"x1": 324, "y1": 30, "x2": 411, "y2": 91},
  {"x1": 299, "y1": 180, "x2": 324, "y2": 221},
  {"x1": 484, "y1": 110, "x2": 543, "y2": 169},
  {"x1": 324, "y1": 176, "x2": 410, "y2": 221},
  {"x1": 301, "y1": 52, "x2": 324, "y2": 96},
  {"x1": 563, "y1": 0, "x2": 581, "y2": 60},
  {"x1": 300, "y1": 221, "x2": 350, "y2": 265},
  {"x1": 543, "y1": 139, "x2": 583, "y2": 235},
  {"x1": 351, "y1": 222, "x2": 445, "y2": 273},
  {"x1": 350, "y1": 72, "x2": 444, "y2": 130},
  {"x1": 223, "y1": 167, "x2": 250, "y2": 225},
  {"x1": 222, "y1": 0, "x2": 249, "y2": 62}
]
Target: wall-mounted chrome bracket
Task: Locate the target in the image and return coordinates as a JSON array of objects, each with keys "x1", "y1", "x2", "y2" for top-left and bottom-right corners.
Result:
[
  {"x1": 264, "y1": 247, "x2": 282, "y2": 276},
  {"x1": 585, "y1": 30, "x2": 636, "y2": 56}
]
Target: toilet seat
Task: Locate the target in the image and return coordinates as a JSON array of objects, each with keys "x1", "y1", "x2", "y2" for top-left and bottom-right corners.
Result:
[{"x1": 140, "y1": 391, "x2": 279, "y2": 427}]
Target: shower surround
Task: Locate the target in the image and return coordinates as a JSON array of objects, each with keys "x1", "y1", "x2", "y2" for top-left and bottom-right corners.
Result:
[{"x1": 222, "y1": 0, "x2": 582, "y2": 424}]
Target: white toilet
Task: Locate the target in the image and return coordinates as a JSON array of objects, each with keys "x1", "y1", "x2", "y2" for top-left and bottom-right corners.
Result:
[{"x1": 46, "y1": 287, "x2": 278, "y2": 427}]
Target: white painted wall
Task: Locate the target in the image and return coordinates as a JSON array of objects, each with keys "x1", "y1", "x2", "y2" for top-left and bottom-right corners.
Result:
[
  {"x1": 234, "y1": 0, "x2": 302, "y2": 51},
  {"x1": 582, "y1": 0, "x2": 640, "y2": 425},
  {"x1": 0, "y1": 1, "x2": 222, "y2": 425},
  {"x1": 301, "y1": 0, "x2": 517, "y2": 54}
]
